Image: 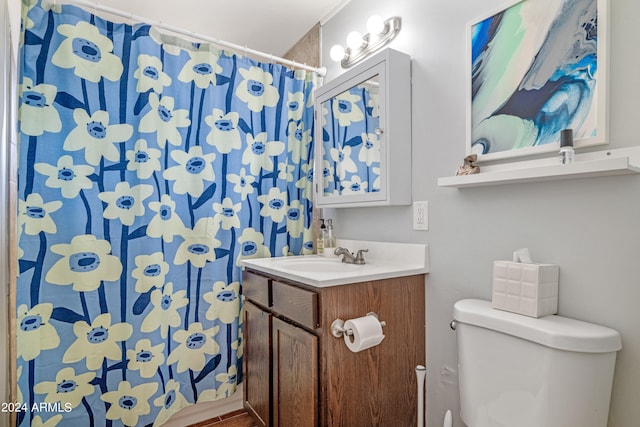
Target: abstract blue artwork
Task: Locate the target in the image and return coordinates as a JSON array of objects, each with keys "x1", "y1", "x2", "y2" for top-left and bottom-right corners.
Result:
[{"x1": 467, "y1": 0, "x2": 608, "y2": 160}]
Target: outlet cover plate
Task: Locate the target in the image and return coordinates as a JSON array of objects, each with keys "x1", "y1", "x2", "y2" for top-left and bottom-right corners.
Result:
[{"x1": 413, "y1": 201, "x2": 428, "y2": 230}]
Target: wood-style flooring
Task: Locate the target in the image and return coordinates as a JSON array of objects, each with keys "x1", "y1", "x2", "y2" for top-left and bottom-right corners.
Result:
[{"x1": 187, "y1": 410, "x2": 256, "y2": 427}]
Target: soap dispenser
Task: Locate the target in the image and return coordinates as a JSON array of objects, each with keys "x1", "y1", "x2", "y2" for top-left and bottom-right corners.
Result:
[
  {"x1": 317, "y1": 219, "x2": 326, "y2": 254},
  {"x1": 325, "y1": 219, "x2": 336, "y2": 249}
]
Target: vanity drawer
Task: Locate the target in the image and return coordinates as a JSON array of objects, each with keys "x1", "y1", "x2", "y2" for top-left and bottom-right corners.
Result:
[
  {"x1": 243, "y1": 271, "x2": 270, "y2": 307},
  {"x1": 272, "y1": 280, "x2": 318, "y2": 330}
]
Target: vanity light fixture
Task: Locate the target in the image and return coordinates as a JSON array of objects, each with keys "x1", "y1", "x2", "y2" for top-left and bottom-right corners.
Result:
[{"x1": 329, "y1": 15, "x2": 402, "y2": 69}]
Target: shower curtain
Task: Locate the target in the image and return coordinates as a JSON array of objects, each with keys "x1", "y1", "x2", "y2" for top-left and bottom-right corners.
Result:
[{"x1": 16, "y1": 1, "x2": 315, "y2": 426}]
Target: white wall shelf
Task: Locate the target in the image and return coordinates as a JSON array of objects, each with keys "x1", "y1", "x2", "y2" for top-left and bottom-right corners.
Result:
[{"x1": 438, "y1": 147, "x2": 640, "y2": 188}]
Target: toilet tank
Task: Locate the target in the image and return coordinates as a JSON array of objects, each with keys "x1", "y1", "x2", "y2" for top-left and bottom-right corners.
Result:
[{"x1": 453, "y1": 299, "x2": 621, "y2": 427}]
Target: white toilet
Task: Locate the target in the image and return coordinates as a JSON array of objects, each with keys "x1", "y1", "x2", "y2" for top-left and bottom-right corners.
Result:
[{"x1": 452, "y1": 299, "x2": 622, "y2": 427}]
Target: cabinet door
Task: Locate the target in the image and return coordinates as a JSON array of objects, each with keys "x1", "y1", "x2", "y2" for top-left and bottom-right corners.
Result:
[
  {"x1": 244, "y1": 302, "x2": 271, "y2": 427},
  {"x1": 314, "y1": 48, "x2": 411, "y2": 208},
  {"x1": 272, "y1": 317, "x2": 318, "y2": 427}
]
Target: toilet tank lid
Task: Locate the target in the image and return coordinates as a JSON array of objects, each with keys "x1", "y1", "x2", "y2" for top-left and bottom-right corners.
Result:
[{"x1": 453, "y1": 299, "x2": 622, "y2": 353}]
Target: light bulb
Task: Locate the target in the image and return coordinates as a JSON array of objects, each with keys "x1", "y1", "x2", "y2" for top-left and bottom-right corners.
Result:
[
  {"x1": 346, "y1": 31, "x2": 364, "y2": 49},
  {"x1": 329, "y1": 44, "x2": 346, "y2": 62},
  {"x1": 366, "y1": 15, "x2": 385, "y2": 35}
]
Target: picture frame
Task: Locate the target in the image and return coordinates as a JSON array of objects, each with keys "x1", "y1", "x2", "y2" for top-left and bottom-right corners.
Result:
[{"x1": 466, "y1": 0, "x2": 609, "y2": 161}]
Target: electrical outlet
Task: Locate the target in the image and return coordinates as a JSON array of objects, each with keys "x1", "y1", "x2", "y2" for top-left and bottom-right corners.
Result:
[
  {"x1": 440, "y1": 365, "x2": 458, "y2": 385},
  {"x1": 413, "y1": 201, "x2": 428, "y2": 230}
]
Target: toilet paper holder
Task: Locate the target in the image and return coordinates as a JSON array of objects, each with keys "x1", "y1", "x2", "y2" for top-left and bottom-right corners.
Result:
[{"x1": 330, "y1": 312, "x2": 386, "y2": 338}]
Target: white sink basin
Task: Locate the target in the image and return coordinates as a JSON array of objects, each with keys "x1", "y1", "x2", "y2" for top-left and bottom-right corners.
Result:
[
  {"x1": 242, "y1": 241, "x2": 428, "y2": 287},
  {"x1": 275, "y1": 257, "x2": 363, "y2": 273}
]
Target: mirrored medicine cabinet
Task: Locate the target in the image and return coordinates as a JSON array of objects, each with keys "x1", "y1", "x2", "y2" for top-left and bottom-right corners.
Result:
[{"x1": 314, "y1": 48, "x2": 412, "y2": 208}]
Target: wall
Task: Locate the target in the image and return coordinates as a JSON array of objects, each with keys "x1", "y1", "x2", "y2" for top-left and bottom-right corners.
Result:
[
  {"x1": 321, "y1": 1, "x2": 640, "y2": 426},
  {"x1": 283, "y1": 23, "x2": 321, "y2": 69}
]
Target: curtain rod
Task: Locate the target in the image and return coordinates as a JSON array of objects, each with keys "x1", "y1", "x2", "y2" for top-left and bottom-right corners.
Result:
[{"x1": 50, "y1": 0, "x2": 327, "y2": 77}]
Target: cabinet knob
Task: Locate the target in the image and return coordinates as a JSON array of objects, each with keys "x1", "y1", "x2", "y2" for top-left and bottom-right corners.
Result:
[{"x1": 375, "y1": 127, "x2": 384, "y2": 135}]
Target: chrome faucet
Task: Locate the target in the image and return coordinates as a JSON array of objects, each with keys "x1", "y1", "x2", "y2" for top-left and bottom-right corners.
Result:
[{"x1": 334, "y1": 247, "x2": 368, "y2": 265}]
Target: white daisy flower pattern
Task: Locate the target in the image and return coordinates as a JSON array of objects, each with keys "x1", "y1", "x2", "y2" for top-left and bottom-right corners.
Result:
[
  {"x1": 163, "y1": 145, "x2": 216, "y2": 197},
  {"x1": 227, "y1": 168, "x2": 256, "y2": 201},
  {"x1": 98, "y1": 182, "x2": 154, "y2": 226},
  {"x1": 241, "y1": 132, "x2": 284, "y2": 175},
  {"x1": 34, "y1": 155, "x2": 94, "y2": 199},
  {"x1": 133, "y1": 54, "x2": 172, "y2": 94},
  {"x1": 330, "y1": 145, "x2": 358, "y2": 180},
  {"x1": 18, "y1": 193, "x2": 62, "y2": 235},
  {"x1": 235, "y1": 66, "x2": 280, "y2": 112},
  {"x1": 17, "y1": 7, "x2": 319, "y2": 424},
  {"x1": 18, "y1": 77, "x2": 61, "y2": 136},
  {"x1": 332, "y1": 90, "x2": 364, "y2": 126},
  {"x1": 204, "y1": 109, "x2": 242, "y2": 154},
  {"x1": 212, "y1": 197, "x2": 241, "y2": 230},
  {"x1": 63, "y1": 109, "x2": 133, "y2": 166},
  {"x1": 126, "y1": 139, "x2": 162, "y2": 180},
  {"x1": 147, "y1": 194, "x2": 187, "y2": 243},
  {"x1": 51, "y1": 21, "x2": 123, "y2": 82},
  {"x1": 178, "y1": 49, "x2": 223, "y2": 89},
  {"x1": 257, "y1": 187, "x2": 287, "y2": 223},
  {"x1": 139, "y1": 93, "x2": 191, "y2": 148}
]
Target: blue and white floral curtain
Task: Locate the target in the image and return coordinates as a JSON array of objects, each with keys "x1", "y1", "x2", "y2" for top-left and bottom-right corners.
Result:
[
  {"x1": 319, "y1": 79, "x2": 380, "y2": 196},
  {"x1": 16, "y1": 1, "x2": 315, "y2": 426}
]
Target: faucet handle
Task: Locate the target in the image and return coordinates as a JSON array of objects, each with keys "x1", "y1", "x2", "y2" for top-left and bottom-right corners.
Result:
[
  {"x1": 355, "y1": 249, "x2": 369, "y2": 263},
  {"x1": 334, "y1": 247, "x2": 348, "y2": 256}
]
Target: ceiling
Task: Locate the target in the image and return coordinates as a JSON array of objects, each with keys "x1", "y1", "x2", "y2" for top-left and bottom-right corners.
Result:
[{"x1": 91, "y1": 0, "x2": 351, "y2": 57}]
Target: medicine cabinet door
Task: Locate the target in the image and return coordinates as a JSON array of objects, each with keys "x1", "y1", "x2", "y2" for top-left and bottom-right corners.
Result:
[{"x1": 314, "y1": 48, "x2": 411, "y2": 208}]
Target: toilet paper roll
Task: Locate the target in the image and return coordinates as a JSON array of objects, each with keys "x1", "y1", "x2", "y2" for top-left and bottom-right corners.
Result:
[{"x1": 343, "y1": 315, "x2": 385, "y2": 353}]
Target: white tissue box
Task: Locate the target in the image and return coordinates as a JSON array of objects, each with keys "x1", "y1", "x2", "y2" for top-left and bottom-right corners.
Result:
[{"x1": 492, "y1": 261, "x2": 559, "y2": 318}]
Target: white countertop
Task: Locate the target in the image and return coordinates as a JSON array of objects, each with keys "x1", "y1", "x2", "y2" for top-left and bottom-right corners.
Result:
[{"x1": 241, "y1": 240, "x2": 429, "y2": 288}]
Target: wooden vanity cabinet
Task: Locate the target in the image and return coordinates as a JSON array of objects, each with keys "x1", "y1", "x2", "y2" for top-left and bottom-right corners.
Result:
[
  {"x1": 242, "y1": 269, "x2": 425, "y2": 427},
  {"x1": 243, "y1": 271, "x2": 319, "y2": 427}
]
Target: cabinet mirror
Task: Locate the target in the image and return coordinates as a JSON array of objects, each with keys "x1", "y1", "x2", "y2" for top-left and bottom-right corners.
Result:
[{"x1": 314, "y1": 48, "x2": 411, "y2": 207}]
